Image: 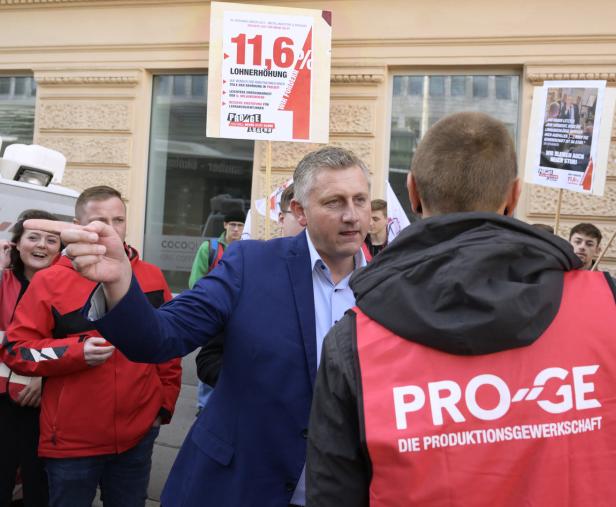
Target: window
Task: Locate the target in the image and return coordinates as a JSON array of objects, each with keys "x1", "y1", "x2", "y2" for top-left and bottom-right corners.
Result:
[
  {"x1": 429, "y1": 76, "x2": 445, "y2": 97},
  {"x1": 451, "y1": 76, "x2": 466, "y2": 96},
  {"x1": 143, "y1": 74, "x2": 254, "y2": 292},
  {"x1": 0, "y1": 76, "x2": 37, "y2": 156},
  {"x1": 408, "y1": 76, "x2": 423, "y2": 96},
  {"x1": 495, "y1": 76, "x2": 512, "y2": 100},
  {"x1": 473, "y1": 76, "x2": 489, "y2": 97},
  {"x1": 393, "y1": 78, "x2": 403, "y2": 96},
  {"x1": 389, "y1": 73, "x2": 519, "y2": 220}
]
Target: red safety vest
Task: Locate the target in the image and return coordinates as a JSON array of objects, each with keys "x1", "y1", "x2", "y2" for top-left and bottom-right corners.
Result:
[{"x1": 356, "y1": 270, "x2": 616, "y2": 506}]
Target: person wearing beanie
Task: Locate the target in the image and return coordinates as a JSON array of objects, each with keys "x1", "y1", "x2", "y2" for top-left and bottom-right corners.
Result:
[{"x1": 188, "y1": 209, "x2": 246, "y2": 288}]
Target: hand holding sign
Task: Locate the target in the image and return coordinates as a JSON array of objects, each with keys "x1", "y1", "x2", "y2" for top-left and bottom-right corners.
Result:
[{"x1": 23, "y1": 219, "x2": 132, "y2": 308}]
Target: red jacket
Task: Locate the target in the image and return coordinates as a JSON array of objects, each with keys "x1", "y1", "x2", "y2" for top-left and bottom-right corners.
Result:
[
  {"x1": 2, "y1": 248, "x2": 182, "y2": 458},
  {"x1": 0, "y1": 269, "x2": 23, "y2": 330},
  {"x1": 356, "y1": 270, "x2": 616, "y2": 506}
]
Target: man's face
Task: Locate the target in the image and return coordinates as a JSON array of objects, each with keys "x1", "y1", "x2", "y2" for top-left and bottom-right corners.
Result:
[
  {"x1": 76, "y1": 197, "x2": 127, "y2": 242},
  {"x1": 279, "y1": 207, "x2": 304, "y2": 237},
  {"x1": 368, "y1": 209, "x2": 387, "y2": 236},
  {"x1": 294, "y1": 165, "x2": 370, "y2": 264},
  {"x1": 570, "y1": 232, "x2": 601, "y2": 269},
  {"x1": 566, "y1": 95, "x2": 574, "y2": 107},
  {"x1": 224, "y1": 221, "x2": 244, "y2": 243}
]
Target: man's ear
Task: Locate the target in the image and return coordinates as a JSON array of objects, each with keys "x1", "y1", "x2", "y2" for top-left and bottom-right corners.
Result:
[
  {"x1": 502, "y1": 178, "x2": 522, "y2": 216},
  {"x1": 407, "y1": 172, "x2": 423, "y2": 215},
  {"x1": 290, "y1": 199, "x2": 308, "y2": 227}
]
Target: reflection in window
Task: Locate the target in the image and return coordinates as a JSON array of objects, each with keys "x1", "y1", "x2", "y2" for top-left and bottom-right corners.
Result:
[
  {"x1": 429, "y1": 76, "x2": 445, "y2": 97},
  {"x1": 144, "y1": 74, "x2": 254, "y2": 292},
  {"x1": 451, "y1": 76, "x2": 466, "y2": 96},
  {"x1": 473, "y1": 76, "x2": 489, "y2": 97},
  {"x1": 389, "y1": 74, "x2": 519, "y2": 220},
  {"x1": 408, "y1": 77, "x2": 423, "y2": 96},
  {"x1": 393, "y1": 78, "x2": 403, "y2": 96},
  {"x1": 0, "y1": 76, "x2": 36, "y2": 156},
  {"x1": 495, "y1": 76, "x2": 512, "y2": 100}
]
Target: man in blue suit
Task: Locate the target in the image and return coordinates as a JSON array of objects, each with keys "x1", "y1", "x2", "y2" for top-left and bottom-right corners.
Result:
[{"x1": 25, "y1": 147, "x2": 371, "y2": 507}]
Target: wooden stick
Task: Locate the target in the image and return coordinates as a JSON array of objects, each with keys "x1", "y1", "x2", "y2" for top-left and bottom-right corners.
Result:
[
  {"x1": 553, "y1": 188, "x2": 564, "y2": 237},
  {"x1": 264, "y1": 141, "x2": 272, "y2": 240},
  {"x1": 591, "y1": 230, "x2": 616, "y2": 271}
]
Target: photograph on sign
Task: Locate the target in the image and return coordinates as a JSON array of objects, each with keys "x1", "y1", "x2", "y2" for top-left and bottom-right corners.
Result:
[
  {"x1": 207, "y1": 2, "x2": 332, "y2": 143},
  {"x1": 525, "y1": 80, "x2": 607, "y2": 195}
]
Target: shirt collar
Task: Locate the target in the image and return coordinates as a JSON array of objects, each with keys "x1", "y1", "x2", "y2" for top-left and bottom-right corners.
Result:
[{"x1": 305, "y1": 230, "x2": 367, "y2": 273}]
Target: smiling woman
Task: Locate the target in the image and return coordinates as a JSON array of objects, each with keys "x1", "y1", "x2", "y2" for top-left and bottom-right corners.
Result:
[{"x1": 0, "y1": 208, "x2": 60, "y2": 506}]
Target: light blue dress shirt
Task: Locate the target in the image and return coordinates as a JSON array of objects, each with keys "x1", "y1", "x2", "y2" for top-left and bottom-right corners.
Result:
[{"x1": 290, "y1": 231, "x2": 366, "y2": 506}]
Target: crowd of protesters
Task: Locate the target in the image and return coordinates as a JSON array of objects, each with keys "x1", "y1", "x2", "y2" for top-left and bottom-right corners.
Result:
[{"x1": 0, "y1": 111, "x2": 614, "y2": 507}]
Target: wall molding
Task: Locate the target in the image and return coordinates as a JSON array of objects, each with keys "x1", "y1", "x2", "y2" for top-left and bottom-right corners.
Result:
[
  {"x1": 35, "y1": 76, "x2": 139, "y2": 86},
  {"x1": 528, "y1": 72, "x2": 616, "y2": 84},
  {"x1": 330, "y1": 73, "x2": 383, "y2": 84}
]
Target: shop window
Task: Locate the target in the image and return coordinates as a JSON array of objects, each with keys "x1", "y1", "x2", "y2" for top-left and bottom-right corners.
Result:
[
  {"x1": 389, "y1": 73, "x2": 519, "y2": 220},
  {"x1": 143, "y1": 74, "x2": 254, "y2": 292},
  {"x1": 0, "y1": 76, "x2": 36, "y2": 156}
]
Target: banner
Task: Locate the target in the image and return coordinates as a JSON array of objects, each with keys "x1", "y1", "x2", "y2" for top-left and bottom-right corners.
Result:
[
  {"x1": 207, "y1": 2, "x2": 332, "y2": 143},
  {"x1": 525, "y1": 80, "x2": 615, "y2": 195}
]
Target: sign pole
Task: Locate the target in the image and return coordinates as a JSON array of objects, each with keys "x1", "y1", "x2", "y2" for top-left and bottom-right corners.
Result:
[
  {"x1": 553, "y1": 188, "x2": 564, "y2": 236},
  {"x1": 264, "y1": 141, "x2": 272, "y2": 240},
  {"x1": 591, "y1": 230, "x2": 616, "y2": 271}
]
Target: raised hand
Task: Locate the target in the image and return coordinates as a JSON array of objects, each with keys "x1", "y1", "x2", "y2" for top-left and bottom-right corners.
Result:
[
  {"x1": 24, "y1": 219, "x2": 132, "y2": 308},
  {"x1": 0, "y1": 239, "x2": 14, "y2": 270}
]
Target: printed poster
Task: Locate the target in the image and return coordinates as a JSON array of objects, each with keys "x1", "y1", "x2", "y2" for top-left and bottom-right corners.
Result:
[
  {"x1": 525, "y1": 80, "x2": 613, "y2": 195},
  {"x1": 207, "y1": 2, "x2": 332, "y2": 143}
]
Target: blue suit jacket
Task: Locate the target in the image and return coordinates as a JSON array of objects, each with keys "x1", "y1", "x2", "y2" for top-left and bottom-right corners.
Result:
[{"x1": 94, "y1": 232, "x2": 317, "y2": 507}]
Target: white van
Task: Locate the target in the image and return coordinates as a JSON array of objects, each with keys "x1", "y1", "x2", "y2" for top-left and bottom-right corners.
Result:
[{"x1": 0, "y1": 141, "x2": 78, "y2": 238}]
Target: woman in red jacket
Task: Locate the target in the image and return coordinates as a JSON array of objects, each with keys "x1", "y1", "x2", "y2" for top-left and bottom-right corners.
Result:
[{"x1": 0, "y1": 209, "x2": 61, "y2": 507}]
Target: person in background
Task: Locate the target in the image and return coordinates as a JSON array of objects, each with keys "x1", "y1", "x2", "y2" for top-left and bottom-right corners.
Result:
[
  {"x1": 569, "y1": 222, "x2": 602, "y2": 270},
  {"x1": 362, "y1": 199, "x2": 388, "y2": 261},
  {"x1": 278, "y1": 183, "x2": 304, "y2": 237},
  {"x1": 0, "y1": 210, "x2": 60, "y2": 507},
  {"x1": 188, "y1": 209, "x2": 246, "y2": 288},
  {"x1": 2, "y1": 186, "x2": 182, "y2": 507}
]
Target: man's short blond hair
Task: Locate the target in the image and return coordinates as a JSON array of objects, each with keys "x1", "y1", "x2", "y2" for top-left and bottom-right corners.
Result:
[{"x1": 411, "y1": 112, "x2": 517, "y2": 214}]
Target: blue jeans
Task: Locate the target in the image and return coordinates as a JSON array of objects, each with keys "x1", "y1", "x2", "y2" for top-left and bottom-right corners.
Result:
[{"x1": 45, "y1": 426, "x2": 159, "y2": 507}]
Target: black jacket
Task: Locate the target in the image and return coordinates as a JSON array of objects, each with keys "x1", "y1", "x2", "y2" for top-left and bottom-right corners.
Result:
[{"x1": 306, "y1": 213, "x2": 615, "y2": 506}]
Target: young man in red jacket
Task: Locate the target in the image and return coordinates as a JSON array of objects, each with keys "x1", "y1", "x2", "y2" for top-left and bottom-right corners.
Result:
[{"x1": 2, "y1": 186, "x2": 182, "y2": 507}]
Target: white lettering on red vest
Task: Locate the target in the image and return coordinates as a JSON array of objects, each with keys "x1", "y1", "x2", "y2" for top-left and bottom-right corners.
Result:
[{"x1": 393, "y1": 365, "x2": 600, "y2": 430}]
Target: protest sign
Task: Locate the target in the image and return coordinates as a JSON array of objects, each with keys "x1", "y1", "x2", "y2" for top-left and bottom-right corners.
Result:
[
  {"x1": 525, "y1": 80, "x2": 614, "y2": 196},
  {"x1": 207, "y1": 2, "x2": 332, "y2": 143}
]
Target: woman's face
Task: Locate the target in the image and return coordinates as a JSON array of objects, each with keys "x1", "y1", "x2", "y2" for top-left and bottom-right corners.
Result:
[{"x1": 16, "y1": 228, "x2": 61, "y2": 279}]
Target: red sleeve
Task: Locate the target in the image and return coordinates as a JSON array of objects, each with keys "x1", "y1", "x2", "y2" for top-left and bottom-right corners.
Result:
[
  {"x1": 1, "y1": 275, "x2": 88, "y2": 377},
  {"x1": 154, "y1": 273, "x2": 182, "y2": 423}
]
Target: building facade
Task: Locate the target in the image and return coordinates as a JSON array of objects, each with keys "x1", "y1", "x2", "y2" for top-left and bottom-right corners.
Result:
[{"x1": 1, "y1": 0, "x2": 615, "y2": 289}]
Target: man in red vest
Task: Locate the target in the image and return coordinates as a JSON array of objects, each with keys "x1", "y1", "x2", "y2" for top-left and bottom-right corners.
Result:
[{"x1": 307, "y1": 112, "x2": 616, "y2": 506}]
